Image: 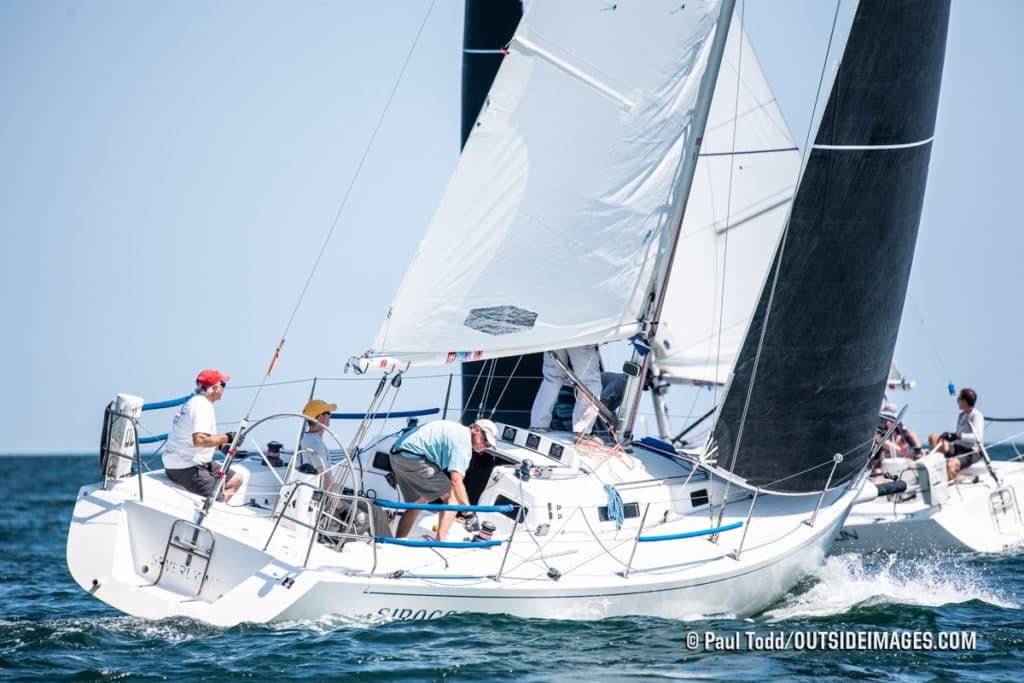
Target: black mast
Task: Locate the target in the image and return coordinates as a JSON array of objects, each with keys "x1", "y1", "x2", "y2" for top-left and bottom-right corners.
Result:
[{"x1": 711, "y1": 0, "x2": 951, "y2": 492}]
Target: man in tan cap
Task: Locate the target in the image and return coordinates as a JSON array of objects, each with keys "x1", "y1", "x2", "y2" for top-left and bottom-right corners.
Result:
[
  {"x1": 297, "y1": 399, "x2": 394, "y2": 538},
  {"x1": 298, "y1": 398, "x2": 337, "y2": 486}
]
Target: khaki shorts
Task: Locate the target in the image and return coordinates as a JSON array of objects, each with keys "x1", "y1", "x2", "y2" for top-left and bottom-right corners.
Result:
[{"x1": 389, "y1": 452, "x2": 451, "y2": 502}]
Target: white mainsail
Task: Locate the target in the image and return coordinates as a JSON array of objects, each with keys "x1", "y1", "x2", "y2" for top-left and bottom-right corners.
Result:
[
  {"x1": 653, "y1": 14, "x2": 801, "y2": 386},
  {"x1": 366, "y1": 1, "x2": 728, "y2": 369}
]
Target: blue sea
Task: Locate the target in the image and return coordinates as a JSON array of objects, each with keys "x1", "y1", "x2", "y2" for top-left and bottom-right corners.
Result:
[{"x1": 3, "y1": 452, "x2": 1023, "y2": 682}]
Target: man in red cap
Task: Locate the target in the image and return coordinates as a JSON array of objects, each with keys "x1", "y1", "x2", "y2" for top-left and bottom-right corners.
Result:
[{"x1": 162, "y1": 369, "x2": 245, "y2": 502}]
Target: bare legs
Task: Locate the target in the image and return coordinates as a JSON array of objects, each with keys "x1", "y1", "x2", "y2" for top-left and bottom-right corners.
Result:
[{"x1": 222, "y1": 471, "x2": 245, "y2": 503}]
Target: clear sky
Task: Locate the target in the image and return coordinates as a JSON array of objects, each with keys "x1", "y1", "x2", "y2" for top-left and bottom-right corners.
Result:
[{"x1": 1, "y1": 1, "x2": 1021, "y2": 454}]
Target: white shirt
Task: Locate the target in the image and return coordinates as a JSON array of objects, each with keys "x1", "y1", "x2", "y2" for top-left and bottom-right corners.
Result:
[
  {"x1": 298, "y1": 430, "x2": 331, "y2": 473},
  {"x1": 955, "y1": 408, "x2": 985, "y2": 449},
  {"x1": 162, "y1": 394, "x2": 217, "y2": 470}
]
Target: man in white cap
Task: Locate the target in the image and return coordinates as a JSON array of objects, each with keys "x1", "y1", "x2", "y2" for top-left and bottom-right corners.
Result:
[
  {"x1": 163, "y1": 368, "x2": 246, "y2": 502},
  {"x1": 298, "y1": 398, "x2": 337, "y2": 487},
  {"x1": 389, "y1": 419, "x2": 498, "y2": 541}
]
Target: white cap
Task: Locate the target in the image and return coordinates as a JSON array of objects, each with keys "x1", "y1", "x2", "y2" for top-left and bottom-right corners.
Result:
[{"x1": 473, "y1": 419, "x2": 498, "y2": 448}]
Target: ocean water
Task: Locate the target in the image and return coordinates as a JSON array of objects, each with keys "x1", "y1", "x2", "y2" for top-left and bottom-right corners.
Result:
[{"x1": 2, "y1": 454, "x2": 1023, "y2": 682}]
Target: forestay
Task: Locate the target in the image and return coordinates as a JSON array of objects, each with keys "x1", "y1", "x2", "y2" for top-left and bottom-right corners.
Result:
[
  {"x1": 366, "y1": 1, "x2": 728, "y2": 369},
  {"x1": 653, "y1": 14, "x2": 801, "y2": 387}
]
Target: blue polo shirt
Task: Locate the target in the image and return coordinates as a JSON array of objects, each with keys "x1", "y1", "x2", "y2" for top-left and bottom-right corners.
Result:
[{"x1": 393, "y1": 420, "x2": 472, "y2": 475}]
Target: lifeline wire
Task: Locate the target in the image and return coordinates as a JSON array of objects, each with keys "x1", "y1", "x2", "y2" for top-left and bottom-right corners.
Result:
[{"x1": 246, "y1": 0, "x2": 437, "y2": 418}]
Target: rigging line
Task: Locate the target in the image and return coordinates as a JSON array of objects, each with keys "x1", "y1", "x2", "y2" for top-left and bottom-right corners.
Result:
[
  {"x1": 674, "y1": 406, "x2": 716, "y2": 444},
  {"x1": 575, "y1": 507, "x2": 635, "y2": 570},
  {"x1": 246, "y1": 0, "x2": 437, "y2": 419},
  {"x1": 461, "y1": 358, "x2": 490, "y2": 416},
  {"x1": 760, "y1": 434, "x2": 874, "y2": 489},
  {"x1": 487, "y1": 355, "x2": 524, "y2": 420},
  {"x1": 676, "y1": 385, "x2": 704, "y2": 439},
  {"x1": 357, "y1": 379, "x2": 405, "y2": 485},
  {"x1": 710, "y1": 0, "x2": 748, "y2": 415},
  {"x1": 477, "y1": 360, "x2": 499, "y2": 418},
  {"x1": 698, "y1": 146, "x2": 799, "y2": 158},
  {"x1": 909, "y1": 297, "x2": 953, "y2": 382},
  {"x1": 985, "y1": 430, "x2": 1024, "y2": 448},
  {"x1": 798, "y1": 0, "x2": 843, "y2": 161},
  {"x1": 719, "y1": 0, "x2": 843, "y2": 477},
  {"x1": 311, "y1": 371, "x2": 489, "y2": 382}
]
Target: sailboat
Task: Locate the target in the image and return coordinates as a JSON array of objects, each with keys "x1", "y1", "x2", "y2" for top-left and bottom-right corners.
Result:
[
  {"x1": 839, "y1": 446, "x2": 1024, "y2": 554},
  {"x1": 67, "y1": 0, "x2": 951, "y2": 625},
  {"x1": 837, "y1": 392, "x2": 1024, "y2": 554}
]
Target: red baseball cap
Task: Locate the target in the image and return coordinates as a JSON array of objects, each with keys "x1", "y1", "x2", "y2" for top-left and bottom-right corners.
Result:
[{"x1": 196, "y1": 368, "x2": 231, "y2": 388}]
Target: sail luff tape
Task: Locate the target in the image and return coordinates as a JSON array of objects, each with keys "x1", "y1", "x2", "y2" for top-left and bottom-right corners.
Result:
[
  {"x1": 266, "y1": 338, "x2": 285, "y2": 376},
  {"x1": 812, "y1": 136, "x2": 934, "y2": 151},
  {"x1": 509, "y1": 35, "x2": 635, "y2": 111}
]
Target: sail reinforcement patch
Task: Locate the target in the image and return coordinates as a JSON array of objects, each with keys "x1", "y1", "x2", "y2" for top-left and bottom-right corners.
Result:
[{"x1": 464, "y1": 306, "x2": 538, "y2": 335}]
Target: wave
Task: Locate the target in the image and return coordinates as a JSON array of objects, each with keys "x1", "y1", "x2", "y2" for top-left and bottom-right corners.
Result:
[{"x1": 764, "y1": 552, "x2": 1019, "y2": 621}]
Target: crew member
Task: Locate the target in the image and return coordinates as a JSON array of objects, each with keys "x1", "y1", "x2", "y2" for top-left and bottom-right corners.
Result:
[
  {"x1": 299, "y1": 398, "x2": 337, "y2": 486},
  {"x1": 163, "y1": 368, "x2": 246, "y2": 502},
  {"x1": 389, "y1": 419, "x2": 497, "y2": 540},
  {"x1": 928, "y1": 388, "x2": 985, "y2": 480}
]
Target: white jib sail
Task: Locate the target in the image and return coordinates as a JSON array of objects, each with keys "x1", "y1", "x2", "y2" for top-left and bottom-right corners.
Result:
[
  {"x1": 653, "y1": 13, "x2": 801, "y2": 386},
  {"x1": 366, "y1": 1, "x2": 727, "y2": 369}
]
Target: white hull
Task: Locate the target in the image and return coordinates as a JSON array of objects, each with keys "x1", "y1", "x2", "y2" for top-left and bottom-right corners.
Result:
[
  {"x1": 68, "y1": 432, "x2": 858, "y2": 626},
  {"x1": 835, "y1": 459, "x2": 1024, "y2": 555}
]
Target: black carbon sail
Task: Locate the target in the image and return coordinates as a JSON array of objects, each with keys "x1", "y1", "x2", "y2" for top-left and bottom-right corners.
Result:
[{"x1": 711, "y1": 0, "x2": 951, "y2": 492}]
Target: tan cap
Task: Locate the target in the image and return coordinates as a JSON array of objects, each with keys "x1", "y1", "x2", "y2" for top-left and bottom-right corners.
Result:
[{"x1": 302, "y1": 399, "x2": 337, "y2": 419}]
